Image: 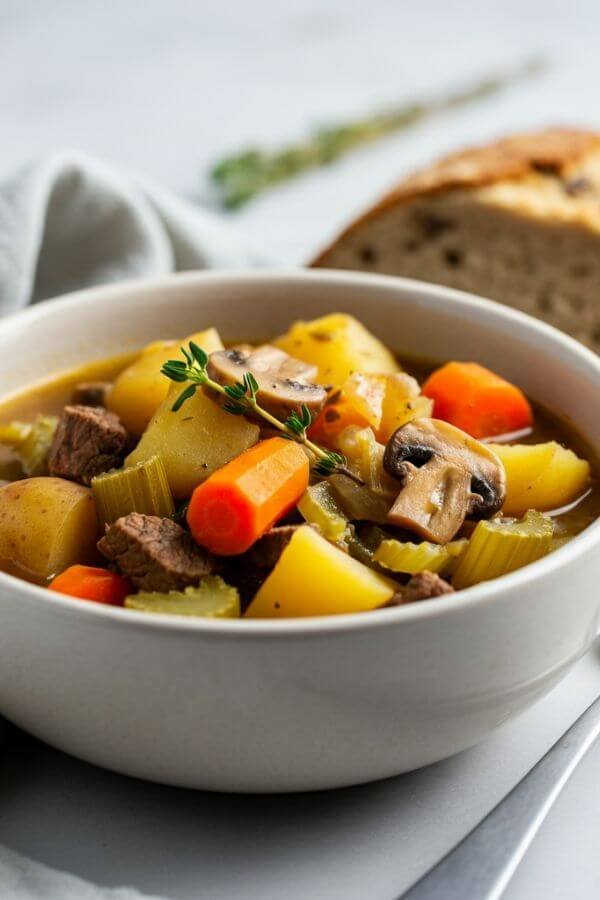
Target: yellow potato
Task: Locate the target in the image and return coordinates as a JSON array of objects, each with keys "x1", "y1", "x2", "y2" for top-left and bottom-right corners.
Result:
[
  {"x1": 245, "y1": 525, "x2": 396, "y2": 618},
  {"x1": 0, "y1": 477, "x2": 99, "y2": 582},
  {"x1": 126, "y1": 384, "x2": 259, "y2": 499},
  {"x1": 107, "y1": 328, "x2": 224, "y2": 435},
  {"x1": 378, "y1": 374, "x2": 433, "y2": 442},
  {"x1": 491, "y1": 442, "x2": 591, "y2": 516},
  {"x1": 489, "y1": 443, "x2": 556, "y2": 504},
  {"x1": 275, "y1": 313, "x2": 399, "y2": 387}
]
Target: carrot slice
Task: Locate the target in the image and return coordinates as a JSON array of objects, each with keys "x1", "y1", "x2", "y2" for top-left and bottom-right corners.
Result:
[
  {"x1": 187, "y1": 437, "x2": 310, "y2": 555},
  {"x1": 422, "y1": 362, "x2": 533, "y2": 439},
  {"x1": 49, "y1": 565, "x2": 131, "y2": 606}
]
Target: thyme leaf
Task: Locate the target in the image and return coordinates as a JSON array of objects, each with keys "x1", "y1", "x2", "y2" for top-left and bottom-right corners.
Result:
[
  {"x1": 188, "y1": 342, "x2": 208, "y2": 368},
  {"x1": 170, "y1": 383, "x2": 197, "y2": 412}
]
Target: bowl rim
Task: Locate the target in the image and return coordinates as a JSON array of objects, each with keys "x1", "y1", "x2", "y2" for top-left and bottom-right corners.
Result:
[{"x1": 1, "y1": 267, "x2": 599, "y2": 637}]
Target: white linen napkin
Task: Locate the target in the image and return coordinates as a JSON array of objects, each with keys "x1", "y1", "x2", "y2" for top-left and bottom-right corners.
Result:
[
  {"x1": 0, "y1": 153, "x2": 265, "y2": 898},
  {"x1": 0, "y1": 152, "x2": 266, "y2": 314}
]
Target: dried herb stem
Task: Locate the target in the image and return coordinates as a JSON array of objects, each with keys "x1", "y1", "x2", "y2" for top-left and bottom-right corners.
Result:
[{"x1": 210, "y1": 57, "x2": 547, "y2": 208}]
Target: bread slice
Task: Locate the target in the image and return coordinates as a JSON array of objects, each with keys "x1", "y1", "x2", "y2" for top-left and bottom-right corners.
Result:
[{"x1": 312, "y1": 130, "x2": 600, "y2": 351}]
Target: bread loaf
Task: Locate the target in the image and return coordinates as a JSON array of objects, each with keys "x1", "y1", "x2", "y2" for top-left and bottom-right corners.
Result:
[{"x1": 312, "y1": 130, "x2": 600, "y2": 351}]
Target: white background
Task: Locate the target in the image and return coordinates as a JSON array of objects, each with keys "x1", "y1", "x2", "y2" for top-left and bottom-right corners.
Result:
[{"x1": 1, "y1": 1, "x2": 600, "y2": 897}]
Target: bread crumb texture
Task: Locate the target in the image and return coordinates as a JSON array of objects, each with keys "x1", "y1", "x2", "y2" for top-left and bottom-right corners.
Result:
[{"x1": 313, "y1": 130, "x2": 600, "y2": 351}]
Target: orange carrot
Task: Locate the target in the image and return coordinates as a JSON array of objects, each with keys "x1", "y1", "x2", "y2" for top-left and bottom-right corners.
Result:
[
  {"x1": 49, "y1": 565, "x2": 131, "y2": 606},
  {"x1": 422, "y1": 362, "x2": 533, "y2": 439},
  {"x1": 187, "y1": 437, "x2": 309, "y2": 555}
]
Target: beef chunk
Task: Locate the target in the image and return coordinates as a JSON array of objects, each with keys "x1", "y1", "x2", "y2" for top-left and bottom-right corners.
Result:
[
  {"x1": 222, "y1": 563, "x2": 267, "y2": 610},
  {"x1": 223, "y1": 526, "x2": 302, "y2": 609},
  {"x1": 48, "y1": 405, "x2": 128, "y2": 485},
  {"x1": 71, "y1": 381, "x2": 111, "y2": 407},
  {"x1": 98, "y1": 512, "x2": 219, "y2": 592},
  {"x1": 245, "y1": 525, "x2": 300, "y2": 569},
  {"x1": 390, "y1": 571, "x2": 455, "y2": 606}
]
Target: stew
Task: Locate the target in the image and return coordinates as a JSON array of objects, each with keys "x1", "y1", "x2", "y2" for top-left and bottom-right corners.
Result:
[{"x1": 0, "y1": 313, "x2": 596, "y2": 618}]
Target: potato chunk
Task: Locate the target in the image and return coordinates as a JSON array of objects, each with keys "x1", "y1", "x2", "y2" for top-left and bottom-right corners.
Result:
[
  {"x1": 107, "y1": 328, "x2": 224, "y2": 435},
  {"x1": 378, "y1": 375, "x2": 433, "y2": 443},
  {"x1": 275, "y1": 313, "x2": 399, "y2": 387},
  {"x1": 126, "y1": 385, "x2": 259, "y2": 499},
  {"x1": 0, "y1": 477, "x2": 99, "y2": 582},
  {"x1": 245, "y1": 525, "x2": 396, "y2": 618},
  {"x1": 490, "y1": 441, "x2": 591, "y2": 515}
]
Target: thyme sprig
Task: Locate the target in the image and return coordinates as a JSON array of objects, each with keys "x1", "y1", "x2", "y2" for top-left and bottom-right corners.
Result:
[
  {"x1": 210, "y1": 58, "x2": 546, "y2": 209},
  {"x1": 162, "y1": 342, "x2": 361, "y2": 482}
]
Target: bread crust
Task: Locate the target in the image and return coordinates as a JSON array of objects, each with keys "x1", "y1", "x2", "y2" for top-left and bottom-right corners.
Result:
[{"x1": 311, "y1": 129, "x2": 600, "y2": 266}]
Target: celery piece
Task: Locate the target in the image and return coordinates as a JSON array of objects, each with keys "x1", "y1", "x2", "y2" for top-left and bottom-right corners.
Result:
[
  {"x1": 19, "y1": 416, "x2": 58, "y2": 476},
  {"x1": 374, "y1": 538, "x2": 467, "y2": 576},
  {"x1": 92, "y1": 454, "x2": 174, "y2": 526},
  {"x1": 452, "y1": 510, "x2": 553, "y2": 590},
  {"x1": 346, "y1": 525, "x2": 374, "y2": 567},
  {"x1": 347, "y1": 523, "x2": 391, "y2": 563},
  {"x1": 346, "y1": 524, "x2": 403, "y2": 576},
  {"x1": 0, "y1": 421, "x2": 31, "y2": 448},
  {"x1": 125, "y1": 576, "x2": 240, "y2": 618},
  {"x1": 0, "y1": 416, "x2": 58, "y2": 476},
  {"x1": 328, "y1": 473, "x2": 391, "y2": 524},
  {"x1": 298, "y1": 481, "x2": 349, "y2": 542}
]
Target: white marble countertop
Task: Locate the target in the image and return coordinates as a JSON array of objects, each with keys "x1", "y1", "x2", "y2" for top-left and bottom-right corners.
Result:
[{"x1": 1, "y1": 1, "x2": 599, "y2": 897}]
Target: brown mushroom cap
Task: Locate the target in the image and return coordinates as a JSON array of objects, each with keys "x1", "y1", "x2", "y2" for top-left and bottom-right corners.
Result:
[
  {"x1": 207, "y1": 345, "x2": 327, "y2": 421},
  {"x1": 383, "y1": 418, "x2": 506, "y2": 543}
]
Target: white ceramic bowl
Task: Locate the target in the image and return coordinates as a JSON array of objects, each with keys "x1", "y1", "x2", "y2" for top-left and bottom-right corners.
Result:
[{"x1": 0, "y1": 270, "x2": 598, "y2": 793}]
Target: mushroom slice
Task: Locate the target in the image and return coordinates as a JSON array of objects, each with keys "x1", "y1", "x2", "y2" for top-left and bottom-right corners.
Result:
[
  {"x1": 245, "y1": 345, "x2": 319, "y2": 384},
  {"x1": 207, "y1": 345, "x2": 327, "y2": 421},
  {"x1": 383, "y1": 418, "x2": 506, "y2": 544}
]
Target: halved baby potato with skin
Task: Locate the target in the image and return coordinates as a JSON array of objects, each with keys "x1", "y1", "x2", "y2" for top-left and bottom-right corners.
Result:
[{"x1": 0, "y1": 477, "x2": 99, "y2": 582}]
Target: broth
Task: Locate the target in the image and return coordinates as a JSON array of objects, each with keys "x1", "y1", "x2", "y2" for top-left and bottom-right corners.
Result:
[{"x1": 0, "y1": 349, "x2": 597, "y2": 544}]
